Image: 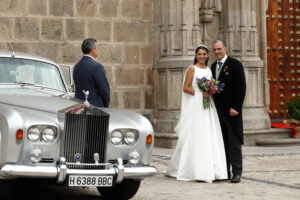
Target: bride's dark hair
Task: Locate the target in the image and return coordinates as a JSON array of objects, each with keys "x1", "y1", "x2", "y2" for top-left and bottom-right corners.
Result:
[{"x1": 194, "y1": 45, "x2": 209, "y2": 65}]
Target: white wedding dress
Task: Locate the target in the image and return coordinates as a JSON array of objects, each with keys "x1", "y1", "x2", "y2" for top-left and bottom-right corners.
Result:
[{"x1": 165, "y1": 65, "x2": 228, "y2": 183}]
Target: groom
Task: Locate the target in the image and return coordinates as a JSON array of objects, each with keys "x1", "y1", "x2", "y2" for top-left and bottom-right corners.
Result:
[{"x1": 211, "y1": 39, "x2": 246, "y2": 183}]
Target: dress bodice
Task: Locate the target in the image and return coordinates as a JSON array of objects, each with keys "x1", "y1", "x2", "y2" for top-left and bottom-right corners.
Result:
[{"x1": 192, "y1": 66, "x2": 212, "y2": 92}]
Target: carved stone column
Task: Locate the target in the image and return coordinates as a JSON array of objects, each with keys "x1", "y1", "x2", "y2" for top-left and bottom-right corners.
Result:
[
  {"x1": 153, "y1": 0, "x2": 192, "y2": 148},
  {"x1": 153, "y1": 0, "x2": 221, "y2": 148},
  {"x1": 199, "y1": 0, "x2": 222, "y2": 45},
  {"x1": 219, "y1": 0, "x2": 270, "y2": 133}
]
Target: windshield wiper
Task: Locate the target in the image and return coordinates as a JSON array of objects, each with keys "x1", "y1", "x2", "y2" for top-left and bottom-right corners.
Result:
[
  {"x1": 14, "y1": 81, "x2": 66, "y2": 94},
  {"x1": 15, "y1": 81, "x2": 43, "y2": 88}
]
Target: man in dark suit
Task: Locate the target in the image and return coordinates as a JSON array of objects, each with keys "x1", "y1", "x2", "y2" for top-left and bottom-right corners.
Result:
[
  {"x1": 73, "y1": 38, "x2": 110, "y2": 107},
  {"x1": 211, "y1": 39, "x2": 246, "y2": 183}
]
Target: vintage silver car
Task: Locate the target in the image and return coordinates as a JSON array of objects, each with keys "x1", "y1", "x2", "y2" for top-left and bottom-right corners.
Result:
[{"x1": 0, "y1": 50, "x2": 157, "y2": 199}]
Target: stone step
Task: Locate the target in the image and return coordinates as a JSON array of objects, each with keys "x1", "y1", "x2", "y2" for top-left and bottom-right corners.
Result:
[
  {"x1": 155, "y1": 128, "x2": 293, "y2": 148},
  {"x1": 155, "y1": 133, "x2": 178, "y2": 149},
  {"x1": 255, "y1": 138, "x2": 300, "y2": 147},
  {"x1": 244, "y1": 128, "x2": 291, "y2": 146}
]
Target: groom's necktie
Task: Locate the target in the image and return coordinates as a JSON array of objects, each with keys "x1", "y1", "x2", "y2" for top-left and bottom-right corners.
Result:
[{"x1": 216, "y1": 62, "x2": 223, "y2": 80}]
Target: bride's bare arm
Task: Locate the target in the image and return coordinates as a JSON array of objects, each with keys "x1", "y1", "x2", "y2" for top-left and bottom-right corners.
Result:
[{"x1": 183, "y1": 67, "x2": 195, "y2": 95}]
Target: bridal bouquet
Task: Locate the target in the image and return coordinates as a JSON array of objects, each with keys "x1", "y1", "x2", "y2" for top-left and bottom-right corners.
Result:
[{"x1": 196, "y1": 77, "x2": 225, "y2": 109}]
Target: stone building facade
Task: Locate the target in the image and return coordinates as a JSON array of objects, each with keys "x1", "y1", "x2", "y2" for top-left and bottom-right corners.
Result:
[
  {"x1": 153, "y1": 0, "x2": 272, "y2": 148},
  {"x1": 0, "y1": 0, "x2": 154, "y2": 117},
  {"x1": 0, "y1": 0, "x2": 272, "y2": 148}
]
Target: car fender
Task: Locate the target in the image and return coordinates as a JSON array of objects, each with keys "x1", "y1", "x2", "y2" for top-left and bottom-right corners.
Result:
[
  {"x1": 105, "y1": 108, "x2": 155, "y2": 165},
  {"x1": 0, "y1": 104, "x2": 25, "y2": 163}
]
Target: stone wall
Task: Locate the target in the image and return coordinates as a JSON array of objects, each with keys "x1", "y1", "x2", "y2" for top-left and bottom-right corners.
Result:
[{"x1": 0, "y1": 0, "x2": 154, "y2": 117}]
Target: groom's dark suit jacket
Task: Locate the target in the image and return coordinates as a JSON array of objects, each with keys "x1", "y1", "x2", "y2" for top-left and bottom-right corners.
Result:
[
  {"x1": 211, "y1": 56, "x2": 246, "y2": 144},
  {"x1": 73, "y1": 56, "x2": 110, "y2": 108}
]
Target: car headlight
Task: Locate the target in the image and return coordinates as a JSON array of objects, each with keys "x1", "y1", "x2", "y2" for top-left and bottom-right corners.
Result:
[
  {"x1": 42, "y1": 127, "x2": 56, "y2": 142},
  {"x1": 124, "y1": 131, "x2": 137, "y2": 145},
  {"x1": 27, "y1": 125, "x2": 58, "y2": 143},
  {"x1": 111, "y1": 130, "x2": 122, "y2": 145},
  {"x1": 27, "y1": 127, "x2": 41, "y2": 142}
]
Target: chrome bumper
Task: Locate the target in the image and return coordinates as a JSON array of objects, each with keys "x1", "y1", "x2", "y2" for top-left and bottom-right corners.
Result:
[{"x1": 0, "y1": 158, "x2": 157, "y2": 184}]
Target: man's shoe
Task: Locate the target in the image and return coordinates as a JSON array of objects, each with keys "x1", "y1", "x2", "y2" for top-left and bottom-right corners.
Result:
[{"x1": 230, "y1": 175, "x2": 241, "y2": 183}]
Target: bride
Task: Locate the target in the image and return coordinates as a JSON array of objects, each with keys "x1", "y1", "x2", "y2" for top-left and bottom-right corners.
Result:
[{"x1": 165, "y1": 45, "x2": 228, "y2": 183}]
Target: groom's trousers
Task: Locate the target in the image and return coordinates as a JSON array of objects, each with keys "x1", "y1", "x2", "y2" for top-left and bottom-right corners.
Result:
[{"x1": 217, "y1": 112, "x2": 243, "y2": 178}]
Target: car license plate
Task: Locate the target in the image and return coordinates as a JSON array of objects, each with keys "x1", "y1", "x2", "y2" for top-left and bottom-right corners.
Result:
[{"x1": 68, "y1": 175, "x2": 113, "y2": 187}]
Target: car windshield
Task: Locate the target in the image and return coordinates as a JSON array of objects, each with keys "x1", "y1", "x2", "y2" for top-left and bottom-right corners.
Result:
[{"x1": 0, "y1": 57, "x2": 66, "y2": 92}]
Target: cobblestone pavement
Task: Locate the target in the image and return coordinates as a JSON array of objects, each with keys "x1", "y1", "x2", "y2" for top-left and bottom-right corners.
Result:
[
  {"x1": 8, "y1": 146, "x2": 300, "y2": 200},
  {"x1": 132, "y1": 146, "x2": 300, "y2": 200}
]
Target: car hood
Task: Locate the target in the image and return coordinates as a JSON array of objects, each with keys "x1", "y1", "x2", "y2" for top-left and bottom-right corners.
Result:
[
  {"x1": 0, "y1": 94, "x2": 152, "y2": 131},
  {"x1": 0, "y1": 94, "x2": 79, "y2": 113}
]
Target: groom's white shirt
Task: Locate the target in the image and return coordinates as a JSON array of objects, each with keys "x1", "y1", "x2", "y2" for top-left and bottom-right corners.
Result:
[
  {"x1": 218, "y1": 54, "x2": 228, "y2": 65},
  {"x1": 216, "y1": 54, "x2": 228, "y2": 80}
]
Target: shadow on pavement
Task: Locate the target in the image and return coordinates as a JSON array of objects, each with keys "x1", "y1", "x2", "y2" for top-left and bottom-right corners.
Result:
[{"x1": 9, "y1": 179, "x2": 110, "y2": 200}]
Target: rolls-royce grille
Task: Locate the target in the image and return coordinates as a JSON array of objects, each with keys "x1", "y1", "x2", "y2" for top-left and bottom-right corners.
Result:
[{"x1": 63, "y1": 108, "x2": 109, "y2": 169}]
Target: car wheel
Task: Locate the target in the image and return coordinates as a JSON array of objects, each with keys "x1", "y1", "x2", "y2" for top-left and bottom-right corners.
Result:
[
  {"x1": 97, "y1": 179, "x2": 141, "y2": 200},
  {"x1": 0, "y1": 179, "x2": 15, "y2": 198}
]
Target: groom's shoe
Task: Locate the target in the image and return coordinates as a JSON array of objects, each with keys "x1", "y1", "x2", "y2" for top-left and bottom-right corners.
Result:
[{"x1": 230, "y1": 175, "x2": 241, "y2": 183}]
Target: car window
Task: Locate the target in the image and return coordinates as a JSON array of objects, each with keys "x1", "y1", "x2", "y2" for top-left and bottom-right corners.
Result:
[
  {"x1": 59, "y1": 64, "x2": 73, "y2": 86},
  {"x1": 0, "y1": 57, "x2": 66, "y2": 92}
]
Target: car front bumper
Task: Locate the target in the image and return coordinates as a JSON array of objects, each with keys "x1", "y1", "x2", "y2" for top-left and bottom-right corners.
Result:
[{"x1": 0, "y1": 157, "x2": 157, "y2": 184}]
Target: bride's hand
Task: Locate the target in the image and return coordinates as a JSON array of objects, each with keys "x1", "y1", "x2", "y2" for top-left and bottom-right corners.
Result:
[{"x1": 202, "y1": 91, "x2": 210, "y2": 98}]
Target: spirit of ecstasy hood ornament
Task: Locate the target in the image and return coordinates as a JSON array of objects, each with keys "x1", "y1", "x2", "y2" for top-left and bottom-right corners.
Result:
[
  {"x1": 71, "y1": 90, "x2": 92, "y2": 114},
  {"x1": 83, "y1": 90, "x2": 90, "y2": 108}
]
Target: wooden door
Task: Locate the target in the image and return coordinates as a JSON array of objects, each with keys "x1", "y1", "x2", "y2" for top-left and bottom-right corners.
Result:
[{"x1": 267, "y1": 0, "x2": 300, "y2": 118}]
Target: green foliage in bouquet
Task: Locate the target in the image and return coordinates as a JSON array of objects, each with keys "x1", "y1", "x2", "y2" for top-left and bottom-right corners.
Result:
[{"x1": 286, "y1": 96, "x2": 300, "y2": 120}]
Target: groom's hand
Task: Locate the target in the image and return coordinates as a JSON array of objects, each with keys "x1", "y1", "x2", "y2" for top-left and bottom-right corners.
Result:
[{"x1": 230, "y1": 108, "x2": 239, "y2": 116}]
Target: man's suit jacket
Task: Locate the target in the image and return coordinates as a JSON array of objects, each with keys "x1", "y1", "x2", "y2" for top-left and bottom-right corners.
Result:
[
  {"x1": 211, "y1": 56, "x2": 246, "y2": 143},
  {"x1": 73, "y1": 56, "x2": 110, "y2": 107}
]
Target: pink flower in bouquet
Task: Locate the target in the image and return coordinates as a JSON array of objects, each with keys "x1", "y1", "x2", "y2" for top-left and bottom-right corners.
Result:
[{"x1": 196, "y1": 77, "x2": 225, "y2": 109}]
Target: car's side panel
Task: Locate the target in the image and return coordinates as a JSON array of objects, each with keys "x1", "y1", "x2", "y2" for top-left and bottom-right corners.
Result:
[{"x1": 0, "y1": 104, "x2": 24, "y2": 163}]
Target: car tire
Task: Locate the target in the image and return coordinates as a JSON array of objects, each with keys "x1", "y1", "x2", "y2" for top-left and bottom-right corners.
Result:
[
  {"x1": 97, "y1": 179, "x2": 141, "y2": 200},
  {"x1": 0, "y1": 179, "x2": 15, "y2": 198}
]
